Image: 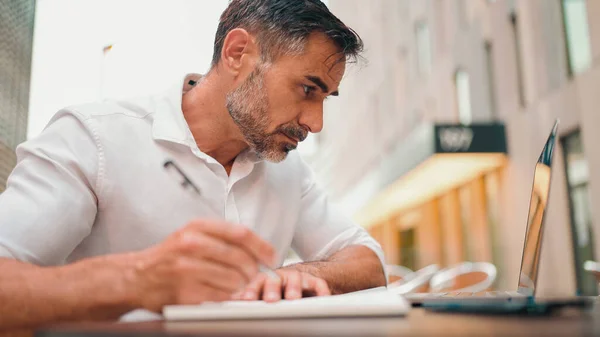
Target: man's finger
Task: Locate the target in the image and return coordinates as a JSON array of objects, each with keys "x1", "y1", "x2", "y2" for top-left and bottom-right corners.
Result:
[
  {"x1": 304, "y1": 275, "x2": 331, "y2": 296},
  {"x1": 178, "y1": 283, "x2": 232, "y2": 305},
  {"x1": 283, "y1": 271, "x2": 302, "y2": 300},
  {"x1": 231, "y1": 290, "x2": 244, "y2": 300},
  {"x1": 242, "y1": 273, "x2": 267, "y2": 301},
  {"x1": 262, "y1": 275, "x2": 283, "y2": 303},
  {"x1": 175, "y1": 256, "x2": 246, "y2": 292},
  {"x1": 177, "y1": 232, "x2": 259, "y2": 282},
  {"x1": 187, "y1": 220, "x2": 275, "y2": 267}
]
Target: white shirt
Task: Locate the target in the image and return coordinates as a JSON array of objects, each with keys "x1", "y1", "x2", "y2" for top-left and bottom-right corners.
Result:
[{"x1": 0, "y1": 75, "x2": 385, "y2": 271}]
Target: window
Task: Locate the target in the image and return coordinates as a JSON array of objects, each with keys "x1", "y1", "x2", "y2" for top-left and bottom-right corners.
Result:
[
  {"x1": 562, "y1": 0, "x2": 592, "y2": 76},
  {"x1": 485, "y1": 171, "x2": 501, "y2": 268},
  {"x1": 416, "y1": 22, "x2": 432, "y2": 75},
  {"x1": 510, "y1": 12, "x2": 526, "y2": 108},
  {"x1": 455, "y1": 69, "x2": 472, "y2": 125},
  {"x1": 458, "y1": 185, "x2": 473, "y2": 261},
  {"x1": 399, "y1": 228, "x2": 417, "y2": 271},
  {"x1": 562, "y1": 131, "x2": 597, "y2": 296},
  {"x1": 484, "y1": 41, "x2": 497, "y2": 119}
]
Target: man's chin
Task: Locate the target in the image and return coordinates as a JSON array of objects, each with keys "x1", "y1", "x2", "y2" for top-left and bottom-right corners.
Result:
[
  {"x1": 258, "y1": 152, "x2": 285, "y2": 163},
  {"x1": 258, "y1": 146, "x2": 295, "y2": 163}
]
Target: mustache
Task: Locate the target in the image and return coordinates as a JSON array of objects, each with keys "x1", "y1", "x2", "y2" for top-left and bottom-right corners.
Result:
[{"x1": 279, "y1": 125, "x2": 308, "y2": 142}]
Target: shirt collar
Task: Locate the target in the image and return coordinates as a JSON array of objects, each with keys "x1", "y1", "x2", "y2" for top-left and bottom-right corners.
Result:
[
  {"x1": 151, "y1": 73, "x2": 263, "y2": 164},
  {"x1": 241, "y1": 149, "x2": 263, "y2": 164},
  {"x1": 151, "y1": 73, "x2": 201, "y2": 146}
]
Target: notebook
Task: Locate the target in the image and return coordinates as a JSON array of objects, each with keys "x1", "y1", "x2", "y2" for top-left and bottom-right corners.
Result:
[{"x1": 163, "y1": 287, "x2": 409, "y2": 321}]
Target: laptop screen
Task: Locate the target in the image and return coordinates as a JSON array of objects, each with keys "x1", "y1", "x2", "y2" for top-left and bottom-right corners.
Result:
[{"x1": 517, "y1": 121, "x2": 558, "y2": 296}]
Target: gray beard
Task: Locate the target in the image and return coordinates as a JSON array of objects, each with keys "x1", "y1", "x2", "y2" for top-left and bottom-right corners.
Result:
[{"x1": 225, "y1": 69, "x2": 289, "y2": 163}]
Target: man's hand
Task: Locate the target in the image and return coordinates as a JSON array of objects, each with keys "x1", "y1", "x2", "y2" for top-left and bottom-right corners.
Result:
[
  {"x1": 129, "y1": 220, "x2": 276, "y2": 312},
  {"x1": 0, "y1": 220, "x2": 276, "y2": 331},
  {"x1": 232, "y1": 269, "x2": 331, "y2": 302}
]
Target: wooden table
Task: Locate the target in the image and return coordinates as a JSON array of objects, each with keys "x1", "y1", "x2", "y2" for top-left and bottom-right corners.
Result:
[{"x1": 34, "y1": 302, "x2": 600, "y2": 337}]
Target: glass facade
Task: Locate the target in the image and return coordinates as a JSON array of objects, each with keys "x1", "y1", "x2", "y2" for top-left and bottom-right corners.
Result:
[
  {"x1": 416, "y1": 22, "x2": 432, "y2": 75},
  {"x1": 455, "y1": 69, "x2": 472, "y2": 125},
  {"x1": 459, "y1": 185, "x2": 473, "y2": 261},
  {"x1": 0, "y1": 0, "x2": 36, "y2": 192},
  {"x1": 484, "y1": 42, "x2": 497, "y2": 119},
  {"x1": 399, "y1": 228, "x2": 417, "y2": 271},
  {"x1": 562, "y1": 0, "x2": 592, "y2": 76},
  {"x1": 369, "y1": 172, "x2": 500, "y2": 275},
  {"x1": 562, "y1": 131, "x2": 597, "y2": 295}
]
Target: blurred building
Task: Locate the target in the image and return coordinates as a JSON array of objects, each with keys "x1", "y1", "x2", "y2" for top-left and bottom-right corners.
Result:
[
  {"x1": 0, "y1": 0, "x2": 36, "y2": 191},
  {"x1": 312, "y1": 0, "x2": 599, "y2": 296}
]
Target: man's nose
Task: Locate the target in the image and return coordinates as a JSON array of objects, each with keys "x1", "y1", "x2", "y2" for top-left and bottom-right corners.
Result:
[{"x1": 299, "y1": 103, "x2": 324, "y2": 133}]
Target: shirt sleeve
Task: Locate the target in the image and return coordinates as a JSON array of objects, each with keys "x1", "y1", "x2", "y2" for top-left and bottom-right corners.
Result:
[
  {"x1": 290, "y1": 157, "x2": 387, "y2": 278},
  {"x1": 0, "y1": 109, "x2": 100, "y2": 265}
]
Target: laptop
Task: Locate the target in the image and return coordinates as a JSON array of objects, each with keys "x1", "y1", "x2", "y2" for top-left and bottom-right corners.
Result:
[{"x1": 404, "y1": 120, "x2": 592, "y2": 313}]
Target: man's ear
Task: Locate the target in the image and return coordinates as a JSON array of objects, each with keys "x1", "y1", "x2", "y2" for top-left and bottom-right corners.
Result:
[{"x1": 220, "y1": 28, "x2": 259, "y2": 77}]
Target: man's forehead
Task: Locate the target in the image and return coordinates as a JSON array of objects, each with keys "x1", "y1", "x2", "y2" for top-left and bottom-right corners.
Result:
[
  {"x1": 268, "y1": 33, "x2": 347, "y2": 90},
  {"x1": 302, "y1": 33, "x2": 347, "y2": 81},
  {"x1": 322, "y1": 58, "x2": 346, "y2": 83},
  {"x1": 295, "y1": 56, "x2": 345, "y2": 95}
]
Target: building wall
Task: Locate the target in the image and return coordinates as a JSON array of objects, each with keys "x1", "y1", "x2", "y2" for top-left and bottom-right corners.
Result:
[
  {"x1": 317, "y1": 0, "x2": 600, "y2": 295},
  {"x1": 0, "y1": 0, "x2": 36, "y2": 191}
]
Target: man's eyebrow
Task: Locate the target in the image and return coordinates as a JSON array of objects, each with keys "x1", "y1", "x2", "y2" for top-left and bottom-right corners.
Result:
[{"x1": 305, "y1": 75, "x2": 339, "y2": 96}]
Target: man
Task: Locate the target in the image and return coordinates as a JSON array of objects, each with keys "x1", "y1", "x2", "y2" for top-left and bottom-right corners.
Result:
[{"x1": 0, "y1": 0, "x2": 386, "y2": 330}]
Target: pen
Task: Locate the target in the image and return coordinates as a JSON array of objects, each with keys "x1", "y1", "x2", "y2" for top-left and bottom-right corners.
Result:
[{"x1": 163, "y1": 159, "x2": 281, "y2": 281}]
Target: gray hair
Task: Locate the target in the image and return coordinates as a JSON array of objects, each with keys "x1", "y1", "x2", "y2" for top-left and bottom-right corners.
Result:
[{"x1": 211, "y1": 0, "x2": 364, "y2": 67}]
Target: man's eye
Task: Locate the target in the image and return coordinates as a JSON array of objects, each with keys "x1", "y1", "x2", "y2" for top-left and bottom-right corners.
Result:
[{"x1": 302, "y1": 85, "x2": 316, "y2": 96}]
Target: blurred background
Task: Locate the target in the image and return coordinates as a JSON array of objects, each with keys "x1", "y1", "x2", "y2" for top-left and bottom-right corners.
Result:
[{"x1": 1, "y1": 0, "x2": 599, "y2": 296}]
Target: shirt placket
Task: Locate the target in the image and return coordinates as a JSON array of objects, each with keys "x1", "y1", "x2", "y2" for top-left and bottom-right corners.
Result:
[
  {"x1": 188, "y1": 140, "x2": 255, "y2": 225},
  {"x1": 223, "y1": 157, "x2": 254, "y2": 225}
]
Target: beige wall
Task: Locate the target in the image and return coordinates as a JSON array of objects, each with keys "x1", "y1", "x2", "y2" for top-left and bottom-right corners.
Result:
[{"x1": 315, "y1": 0, "x2": 600, "y2": 295}]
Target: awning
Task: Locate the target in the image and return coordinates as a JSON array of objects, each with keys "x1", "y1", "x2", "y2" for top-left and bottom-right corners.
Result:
[{"x1": 341, "y1": 123, "x2": 508, "y2": 227}]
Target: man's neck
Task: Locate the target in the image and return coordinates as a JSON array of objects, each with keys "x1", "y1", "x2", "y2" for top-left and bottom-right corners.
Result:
[{"x1": 181, "y1": 73, "x2": 248, "y2": 170}]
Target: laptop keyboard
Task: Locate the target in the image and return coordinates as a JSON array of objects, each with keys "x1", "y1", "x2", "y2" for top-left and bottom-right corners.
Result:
[{"x1": 432, "y1": 291, "x2": 513, "y2": 298}]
